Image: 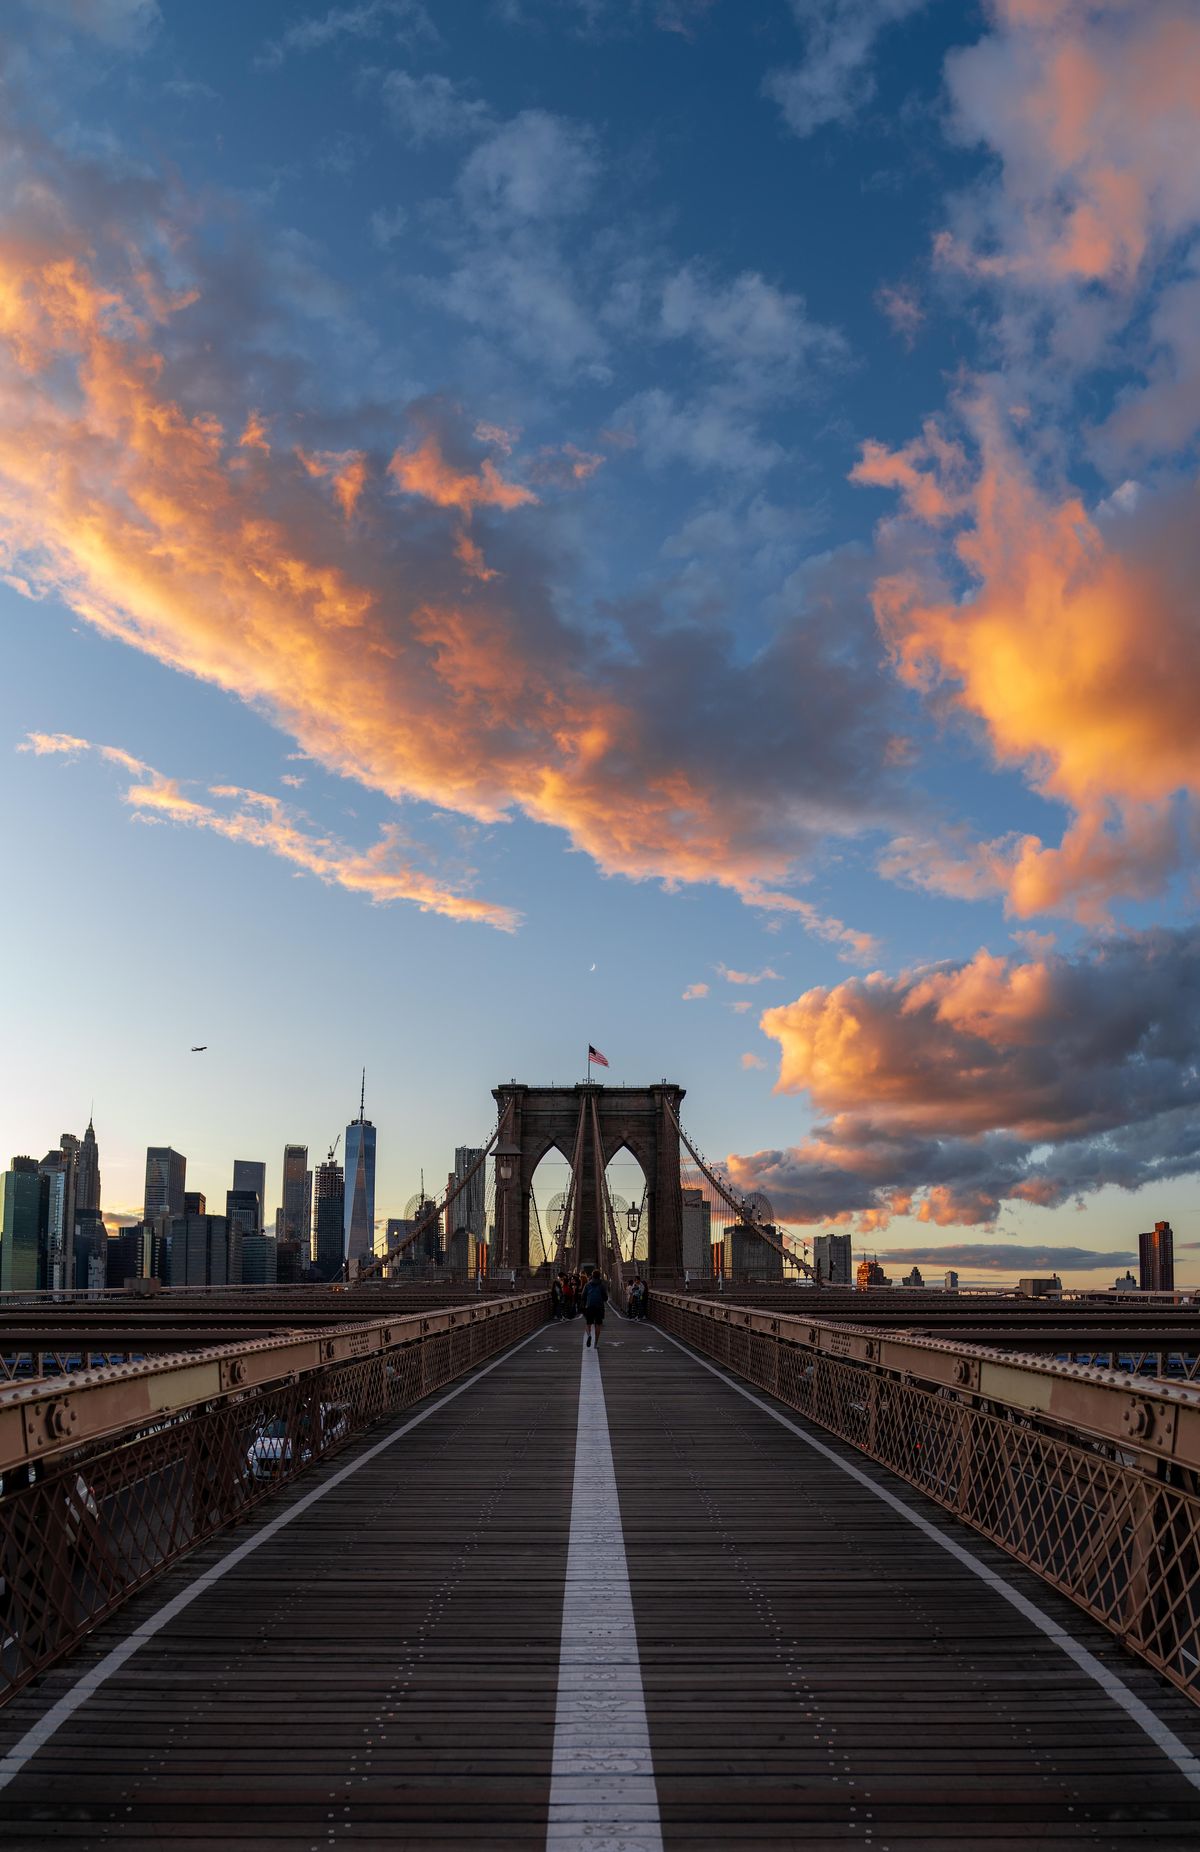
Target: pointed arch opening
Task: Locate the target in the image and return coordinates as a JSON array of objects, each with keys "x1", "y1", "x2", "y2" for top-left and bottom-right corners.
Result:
[
  {"x1": 528, "y1": 1141, "x2": 575, "y2": 1269},
  {"x1": 603, "y1": 1142, "x2": 650, "y2": 1268}
]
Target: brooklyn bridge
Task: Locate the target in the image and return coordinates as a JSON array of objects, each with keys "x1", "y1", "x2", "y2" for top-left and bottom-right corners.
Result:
[{"x1": 2, "y1": 1079, "x2": 1200, "y2": 1847}]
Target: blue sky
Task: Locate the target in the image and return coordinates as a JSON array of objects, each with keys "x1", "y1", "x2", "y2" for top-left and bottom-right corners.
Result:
[{"x1": 2, "y1": 0, "x2": 1199, "y2": 1284}]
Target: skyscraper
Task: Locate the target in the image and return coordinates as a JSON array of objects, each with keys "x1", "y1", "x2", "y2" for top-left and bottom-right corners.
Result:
[
  {"x1": 1139, "y1": 1221, "x2": 1175, "y2": 1292},
  {"x1": 225, "y1": 1189, "x2": 259, "y2": 1283},
  {"x1": 681, "y1": 1187, "x2": 712, "y2": 1273},
  {"x1": 75, "y1": 1117, "x2": 101, "y2": 1214},
  {"x1": 314, "y1": 1153, "x2": 345, "y2": 1281},
  {"x1": 40, "y1": 1147, "x2": 77, "y2": 1291},
  {"x1": 277, "y1": 1144, "x2": 312, "y2": 1262},
  {"x1": 232, "y1": 1159, "x2": 266, "y2": 1238},
  {"x1": 344, "y1": 1074, "x2": 376, "y2": 1271},
  {"x1": 144, "y1": 1147, "x2": 186, "y2": 1223},
  {"x1": 813, "y1": 1232, "x2": 853, "y2": 1285},
  {"x1": 453, "y1": 1146, "x2": 486, "y2": 1248},
  {"x1": 0, "y1": 1158, "x2": 42, "y2": 1291}
]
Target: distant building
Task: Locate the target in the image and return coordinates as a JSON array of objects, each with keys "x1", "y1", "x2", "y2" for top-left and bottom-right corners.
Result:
[
  {"x1": 225, "y1": 1189, "x2": 260, "y2": 1283},
  {"x1": 902, "y1": 1266, "x2": 925, "y2": 1287},
  {"x1": 1017, "y1": 1275, "x2": 1062, "y2": 1298},
  {"x1": 813, "y1": 1232, "x2": 852, "y2": 1285},
  {"x1": 277, "y1": 1145, "x2": 312, "y2": 1264},
  {"x1": 232, "y1": 1160, "x2": 266, "y2": 1239},
  {"x1": 144, "y1": 1147, "x2": 186, "y2": 1224},
  {"x1": 1139, "y1": 1221, "x2": 1175, "y2": 1293},
  {"x1": 241, "y1": 1234, "x2": 278, "y2": 1285},
  {"x1": 73, "y1": 1207, "x2": 106, "y2": 1291},
  {"x1": 723, "y1": 1221, "x2": 784, "y2": 1279},
  {"x1": 681, "y1": 1187, "x2": 713, "y2": 1273},
  {"x1": 1113, "y1": 1270, "x2": 1138, "y2": 1293},
  {"x1": 344, "y1": 1081, "x2": 377, "y2": 1269},
  {"x1": 106, "y1": 1225, "x2": 146, "y2": 1289},
  {"x1": 453, "y1": 1146, "x2": 486, "y2": 1251},
  {"x1": 39, "y1": 1150, "x2": 75, "y2": 1290},
  {"x1": 314, "y1": 1156, "x2": 345, "y2": 1281},
  {"x1": 0, "y1": 1158, "x2": 42, "y2": 1291},
  {"x1": 447, "y1": 1224, "x2": 475, "y2": 1272},
  {"x1": 856, "y1": 1257, "x2": 891, "y2": 1289},
  {"x1": 276, "y1": 1239, "x2": 303, "y2": 1284},
  {"x1": 76, "y1": 1117, "x2": 101, "y2": 1214},
  {"x1": 944, "y1": 1269, "x2": 960, "y2": 1291},
  {"x1": 167, "y1": 1213, "x2": 229, "y2": 1287},
  {"x1": 184, "y1": 1191, "x2": 207, "y2": 1215}
]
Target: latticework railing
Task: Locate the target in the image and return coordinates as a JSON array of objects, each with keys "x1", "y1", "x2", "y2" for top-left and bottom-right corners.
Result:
[
  {"x1": 0, "y1": 1295, "x2": 546, "y2": 1707},
  {"x1": 656, "y1": 1293, "x2": 1200, "y2": 1707}
]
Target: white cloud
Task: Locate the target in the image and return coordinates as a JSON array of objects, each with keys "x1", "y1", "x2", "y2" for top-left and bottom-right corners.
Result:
[
  {"x1": 681, "y1": 980, "x2": 709, "y2": 999},
  {"x1": 661, "y1": 263, "x2": 846, "y2": 394},
  {"x1": 458, "y1": 111, "x2": 599, "y2": 224},
  {"x1": 380, "y1": 71, "x2": 492, "y2": 144},
  {"x1": 764, "y1": 0, "x2": 928, "y2": 139},
  {"x1": 257, "y1": 0, "x2": 436, "y2": 69},
  {"x1": 370, "y1": 205, "x2": 408, "y2": 250}
]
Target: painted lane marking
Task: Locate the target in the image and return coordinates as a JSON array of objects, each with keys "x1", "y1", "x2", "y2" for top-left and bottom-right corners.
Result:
[
  {"x1": 547, "y1": 1342, "x2": 662, "y2": 1851},
  {"x1": 0, "y1": 1326, "x2": 545, "y2": 1794},
  {"x1": 658, "y1": 1326, "x2": 1200, "y2": 1793}
]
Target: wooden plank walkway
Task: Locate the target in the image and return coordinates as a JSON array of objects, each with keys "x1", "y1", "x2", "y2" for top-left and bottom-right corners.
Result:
[{"x1": 2, "y1": 1317, "x2": 1200, "y2": 1847}]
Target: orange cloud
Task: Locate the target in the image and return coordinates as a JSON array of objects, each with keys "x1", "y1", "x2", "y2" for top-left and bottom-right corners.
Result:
[
  {"x1": 388, "y1": 431, "x2": 537, "y2": 514},
  {"x1": 24, "y1": 736, "x2": 519, "y2": 930},
  {"x1": 0, "y1": 199, "x2": 895, "y2": 944},
  {"x1": 297, "y1": 447, "x2": 368, "y2": 520},
  {"x1": 943, "y1": 0, "x2": 1200, "y2": 294},
  {"x1": 716, "y1": 963, "x2": 781, "y2": 986},
  {"x1": 859, "y1": 398, "x2": 1200, "y2": 917},
  {"x1": 238, "y1": 410, "x2": 270, "y2": 454},
  {"x1": 725, "y1": 926, "x2": 1200, "y2": 1228}
]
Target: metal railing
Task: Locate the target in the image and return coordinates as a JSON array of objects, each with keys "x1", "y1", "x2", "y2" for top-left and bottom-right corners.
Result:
[
  {"x1": 0, "y1": 1294, "x2": 546, "y2": 1707},
  {"x1": 656, "y1": 1292, "x2": 1200, "y2": 1707}
]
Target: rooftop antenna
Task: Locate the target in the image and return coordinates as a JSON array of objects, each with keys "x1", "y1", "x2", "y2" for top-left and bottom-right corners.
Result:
[{"x1": 359, "y1": 1067, "x2": 366, "y2": 1123}]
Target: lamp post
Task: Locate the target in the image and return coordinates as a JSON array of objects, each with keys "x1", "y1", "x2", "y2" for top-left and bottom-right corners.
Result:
[{"x1": 495, "y1": 1142, "x2": 520, "y2": 1272}]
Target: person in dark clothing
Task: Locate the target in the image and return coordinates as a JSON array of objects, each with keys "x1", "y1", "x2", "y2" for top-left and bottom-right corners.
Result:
[
  {"x1": 551, "y1": 1275, "x2": 565, "y2": 1320},
  {"x1": 581, "y1": 1268, "x2": 608, "y2": 1347},
  {"x1": 629, "y1": 1276, "x2": 649, "y2": 1320}
]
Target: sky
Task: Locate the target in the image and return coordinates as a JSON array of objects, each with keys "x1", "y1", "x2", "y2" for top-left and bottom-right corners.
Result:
[{"x1": 2, "y1": 0, "x2": 1199, "y2": 1287}]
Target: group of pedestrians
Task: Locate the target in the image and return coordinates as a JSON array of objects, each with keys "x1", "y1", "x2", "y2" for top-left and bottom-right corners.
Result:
[{"x1": 550, "y1": 1268, "x2": 650, "y2": 1341}]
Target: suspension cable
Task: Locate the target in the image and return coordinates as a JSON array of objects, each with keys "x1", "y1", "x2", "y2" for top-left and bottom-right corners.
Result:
[
  {"x1": 663, "y1": 1097, "x2": 816, "y2": 1281},
  {"x1": 591, "y1": 1094, "x2": 627, "y2": 1293},
  {"x1": 354, "y1": 1100, "x2": 513, "y2": 1283},
  {"x1": 552, "y1": 1094, "x2": 589, "y2": 1273}
]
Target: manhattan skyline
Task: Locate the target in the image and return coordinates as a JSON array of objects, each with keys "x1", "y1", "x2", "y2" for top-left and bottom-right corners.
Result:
[{"x1": 3, "y1": 0, "x2": 1199, "y2": 1289}]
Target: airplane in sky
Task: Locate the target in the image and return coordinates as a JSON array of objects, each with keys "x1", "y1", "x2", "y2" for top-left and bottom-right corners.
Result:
[{"x1": 190, "y1": 1045, "x2": 207, "y2": 1052}]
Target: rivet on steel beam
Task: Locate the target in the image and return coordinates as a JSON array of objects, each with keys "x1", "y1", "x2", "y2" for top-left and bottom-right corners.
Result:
[
  {"x1": 48, "y1": 1402, "x2": 77, "y2": 1439},
  {"x1": 1123, "y1": 1400, "x2": 1153, "y2": 1439}
]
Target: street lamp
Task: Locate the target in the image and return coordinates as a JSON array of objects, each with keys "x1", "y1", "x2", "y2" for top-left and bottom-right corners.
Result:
[{"x1": 495, "y1": 1142, "x2": 521, "y2": 1274}]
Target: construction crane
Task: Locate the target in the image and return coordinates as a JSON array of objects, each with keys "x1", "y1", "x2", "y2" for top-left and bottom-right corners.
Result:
[{"x1": 326, "y1": 1133, "x2": 341, "y2": 1165}]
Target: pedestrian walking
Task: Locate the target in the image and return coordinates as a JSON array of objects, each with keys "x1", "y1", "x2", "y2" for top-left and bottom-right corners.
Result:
[{"x1": 582, "y1": 1267, "x2": 608, "y2": 1347}]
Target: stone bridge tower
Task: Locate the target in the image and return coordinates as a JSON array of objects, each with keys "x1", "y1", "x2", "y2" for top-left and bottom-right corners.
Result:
[{"x1": 491, "y1": 1081, "x2": 685, "y2": 1277}]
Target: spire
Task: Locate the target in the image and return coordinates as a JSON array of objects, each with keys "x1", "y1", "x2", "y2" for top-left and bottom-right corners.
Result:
[{"x1": 359, "y1": 1067, "x2": 366, "y2": 1124}]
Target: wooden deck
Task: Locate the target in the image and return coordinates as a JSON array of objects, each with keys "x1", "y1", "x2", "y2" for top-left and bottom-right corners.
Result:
[{"x1": 3, "y1": 1317, "x2": 1200, "y2": 1847}]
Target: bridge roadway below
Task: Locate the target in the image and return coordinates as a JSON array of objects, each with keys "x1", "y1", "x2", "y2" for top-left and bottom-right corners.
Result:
[{"x1": 3, "y1": 1318, "x2": 1200, "y2": 1848}]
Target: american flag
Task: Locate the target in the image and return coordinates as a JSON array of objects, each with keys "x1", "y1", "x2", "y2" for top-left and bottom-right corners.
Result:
[{"x1": 588, "y1": 1044, "x2": 610, "y2": 1068}]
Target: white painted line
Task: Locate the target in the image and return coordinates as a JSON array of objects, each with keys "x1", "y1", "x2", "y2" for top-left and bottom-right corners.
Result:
[
  {"x1": 658, "y1": 1326, "x2": 1200, "y2": 1792},
  {"x1": 0, "y1": 1325, "x2": 545, "y2": 1794},
  {"x1": 547, "y1": 1343, "x2": 662, "y2": 1851}
]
